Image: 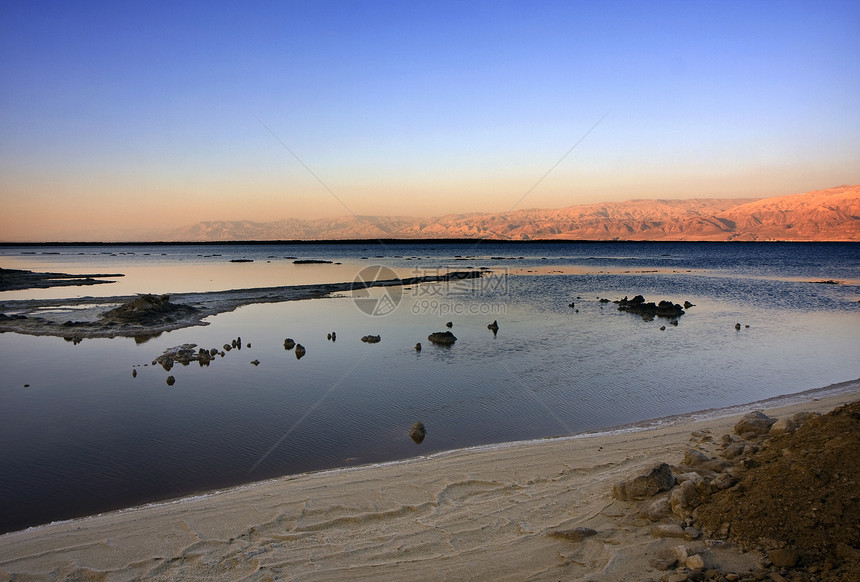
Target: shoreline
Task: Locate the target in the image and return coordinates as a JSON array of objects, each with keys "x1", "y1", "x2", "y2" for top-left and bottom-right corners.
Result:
[
  {"x1": 0, "y1": 269, "x2": 483, "y2": 339},
  {"x1": 2, "y1": 379, "x2": 857, "y2": 580}
]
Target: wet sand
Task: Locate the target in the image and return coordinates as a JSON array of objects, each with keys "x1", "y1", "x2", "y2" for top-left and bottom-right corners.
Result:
[{"x1": 1, "y1": 380, "x2": 856, "y2": 581}]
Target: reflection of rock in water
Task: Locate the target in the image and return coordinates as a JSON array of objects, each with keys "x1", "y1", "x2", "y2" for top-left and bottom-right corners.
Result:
[
  {"x1": 133, "y1": 332, "x2": 163, "y2": 344},
  {"x1": 409, "y1": 422, "x2": 426, "y2": 444}
]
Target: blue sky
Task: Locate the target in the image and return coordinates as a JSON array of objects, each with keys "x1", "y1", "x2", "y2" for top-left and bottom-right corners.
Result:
[{"x1": 1, "y1": 0, "x2": 858, "y2": 240}]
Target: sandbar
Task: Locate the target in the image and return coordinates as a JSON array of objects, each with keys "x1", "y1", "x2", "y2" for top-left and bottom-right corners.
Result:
[
  {"x1": 0, "y1": 379, "x2": 856, "y2": 581},
  {"x1": 0, "y1": 270, "x2": 483, "y2": 339}
]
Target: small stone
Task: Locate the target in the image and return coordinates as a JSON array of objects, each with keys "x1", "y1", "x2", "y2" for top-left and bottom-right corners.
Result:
[
  {"x1": 132, "y1": 369, "x2": 137, "y2": 377},
  {"x1": 547, "y1": 527, "x2": 598, "y2": 542},
  {"x1": 166, "y1": 375, "x2": 175, "y2": 386},
  {"x1": 670, "y1": 475, "x2": 705, "y2": 518},
  {"x1": 641, "y1": 496, "x2": 672, "y2": 521},
  {"x1": 251, "y1": 359, "x2": 260, "y2": 366},
  {"x1": 769, "y1": 417, "x2": 796, "y2": 437},
  {"x1": 684, "y1": 448, "x2": 711, "y2": 467},
  {"x1": 649, "y1": 556, "x2": 677, "y2": 571},
  {"x1": 487, "y1": 320, "x2": 499, "y2": 333},
  {"x1": 734, "y1": 411, "x2": 776, "y2": 435},
  {"x1": 651, "y1": 524, "x2": 686, "y2": 538},
  {"x1": 711, "y1": 473, "x2": 735, "y2": 490},
  {"x1": 767, "y1": 548, "x2": 798, "y2": 568},
  {"x1": 415, "y1": 342, "x2": 422, "y2": 351},
  {"x1": 612, "y1": 462, "x2": 676, "y2": 501},
  {"x1": 445, "y1": 321, "x2": 453, "y2": 328},
  {"x1": 361, "y1": 335, "x2": 381, "y2": 343},
  {"x1": 686, "y1": 554, "x2": 705, "y2": 570},
  {"x1": 283, "y1": 338, "x2": 296, "y2": 350},
  {"x1": 684, "y1": 527, "x2": 701, "y2": 540},
  {"x1": 409, "y1": 422, "x2": 426, "y2": 444},
  {"x1": 294, "y1": 344, "x2": 306, "y2": 359},
  {"x1": 735, "y1": 322, "x2": 741, "y2": 330}
]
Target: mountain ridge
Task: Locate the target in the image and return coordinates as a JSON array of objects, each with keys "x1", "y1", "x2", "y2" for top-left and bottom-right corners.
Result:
[{"x1": 165, "y1": 185, "x2": 860, "y2": 242}]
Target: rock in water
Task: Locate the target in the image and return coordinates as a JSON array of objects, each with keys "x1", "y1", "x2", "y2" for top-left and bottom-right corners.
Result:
[
  {"x1": 428, "y1": 331, "x2": 457, "y2": 345},
  {"x1": 487, "y1": 320, "x2": 499, "y2": 333},
  {"x1": 409, "y1": 422, "x2": 426, "y2": 444},
  {"x1": 166, "y1": 375, "x2": 175, "y2": 386},
  {"x1": 415, "y1": 342, "x2": 422, "y2": 351},
  {"x1": 361, "y1": 334, "x2": 381, "y2": 343},
  {"x1": 284, "y1": 338, "x2": 296, "y2": 350},
  {"x1": 294, "y1": 344, "x2": 306, "y2": 359}
]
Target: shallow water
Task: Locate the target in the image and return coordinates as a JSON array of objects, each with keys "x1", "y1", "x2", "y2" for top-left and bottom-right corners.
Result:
[{"x1": 1, "y1": 241, "x2": 858, "y2": 533}]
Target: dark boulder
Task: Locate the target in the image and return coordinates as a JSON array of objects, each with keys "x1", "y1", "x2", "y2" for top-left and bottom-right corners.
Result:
[
  {"x1": 409, "y1": 422, "x2": 426, "y2": 444},
  {"x1": 428, "y1": 331, "x2": 457, "y2": 345}
]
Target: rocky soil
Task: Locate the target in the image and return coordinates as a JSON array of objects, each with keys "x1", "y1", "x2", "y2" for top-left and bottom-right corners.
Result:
[
  {"x1": 611, "y1": 401, "x2": 859, "y2": 581},
  {"x1": 695, "y1": 401, "x2": 860, "y2": 581}
]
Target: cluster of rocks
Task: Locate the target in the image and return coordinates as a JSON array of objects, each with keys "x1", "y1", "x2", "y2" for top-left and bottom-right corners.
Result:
[
  {"x1": 222, "y1": 336, "x2": 246, "y2": 352},
  {"x1": 611, "y1": 404, "x2": 859, "y2": 581},
  {"x1": 614, "y1": 295, "x2": 687, "y2": 321},
  {"x1": 283, "y1": 338, "x2": 306, "y2": 359},
  {"x1": 361, "y1": 334, "x2": 381, "y2": 343},
  {"x1": 153, "y1": 343, "x2": 225, "y2": 372}
]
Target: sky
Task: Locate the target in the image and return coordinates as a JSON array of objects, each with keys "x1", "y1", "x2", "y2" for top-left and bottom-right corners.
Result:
[{"x1": 1, "y1": 0, "x2": 859, "y2": 241}]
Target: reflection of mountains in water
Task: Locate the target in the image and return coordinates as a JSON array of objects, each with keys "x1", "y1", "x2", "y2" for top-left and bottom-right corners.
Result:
[{"x1": 166, "y1": 185, "x2": 859, "y2": 242}]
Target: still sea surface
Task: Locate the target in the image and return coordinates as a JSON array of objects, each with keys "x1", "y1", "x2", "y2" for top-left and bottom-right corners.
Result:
[{"x1": 1, "y1": 241, "x2": 858, "y2": 534}]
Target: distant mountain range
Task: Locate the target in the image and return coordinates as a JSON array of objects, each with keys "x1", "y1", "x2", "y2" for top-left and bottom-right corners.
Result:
[{"x1": 165, "y1": 185, "x2": 860, "y2": 242}]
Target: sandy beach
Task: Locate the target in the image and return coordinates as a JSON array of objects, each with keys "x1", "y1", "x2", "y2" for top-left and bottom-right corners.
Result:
[{"x1": 1, "y1": 380, "x2": 856, "y2": 581}]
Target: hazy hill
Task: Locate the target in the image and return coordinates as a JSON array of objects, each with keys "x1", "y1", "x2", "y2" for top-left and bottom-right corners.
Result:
[{"x1": 165, "y1": 185, "x2": 860, "y2": 241}]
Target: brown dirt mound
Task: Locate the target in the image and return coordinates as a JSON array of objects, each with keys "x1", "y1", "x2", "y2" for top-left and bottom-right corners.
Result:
[{"x1": 695, "y1": 401, "x2": 860, "y2": 580}]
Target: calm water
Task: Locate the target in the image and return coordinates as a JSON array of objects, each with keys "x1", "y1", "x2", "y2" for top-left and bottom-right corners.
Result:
[{"x1": 1, "y1": 241, "x2": 859, "y2": 534}]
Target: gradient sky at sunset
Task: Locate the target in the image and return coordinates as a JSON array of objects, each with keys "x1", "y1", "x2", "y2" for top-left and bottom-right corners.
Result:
[{"x1": 2, "y1": 1, "x2": 859, "y2": 241}]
